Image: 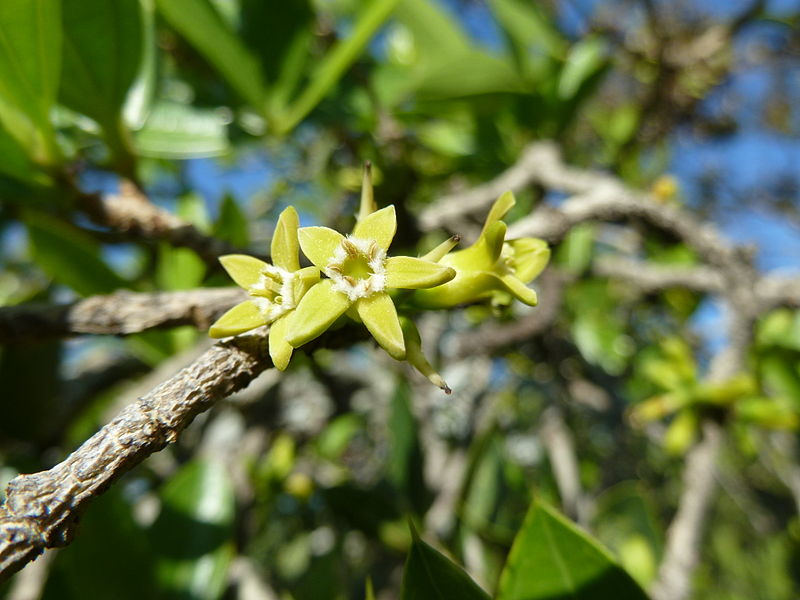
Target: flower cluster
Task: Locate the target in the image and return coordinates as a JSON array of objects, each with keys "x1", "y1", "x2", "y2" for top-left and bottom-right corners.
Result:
[{"x1": 210, "y1": 167, "x2": 549, "y2": 391}]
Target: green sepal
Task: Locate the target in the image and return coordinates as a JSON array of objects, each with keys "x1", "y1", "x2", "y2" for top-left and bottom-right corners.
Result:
[
  {"x1": 209, "y1": 300, "x2": 267, "y2": 338},
  {"x1": 286, "y1": 279, "x2": 351, "y2": 347},
  {"x1": 271, "y1": 206, "x2": 300, "y2": 272},
  {"x1": 218, "y1": 254, "x2": 268, "y2": 289},
  {"x1": 401, "y1": 318, "x2": 450, "y2": 393},
  {"x1": 353, "y1": 205, "x2": 396, "y2": 250},
  {"x1": 509, "y1": 238, "x2": 550, "y2": 283},
  {"x1": 385, "y1": 256, "x2": 456, "y2": 289},
  {"x1": 356, "y1": 292, "x2": 406, "y2": 360},
  {"x1": 268, "y1": 313, "x2": 293, "y2": 370},
  {"x1": 298, "y1": 226, "x2": 344, "y2": 269},
  {"x1": 480, "y1": 190, "x2": 515, "y2": 235}
]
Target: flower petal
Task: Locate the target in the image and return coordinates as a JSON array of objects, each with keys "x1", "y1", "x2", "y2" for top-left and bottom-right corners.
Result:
[
  {"x1": 286, "y1": 279, "x2": 351, "y2": 347},
  {"x1": 483, "y1": 220, "x2": 508, "y2": 263},
  {"x1": 268, "y1": 313, "x2": 293, "y2": 370},
  {"x1": 444, "y1": 221, "x2": 507, "y2": 272},
  {"x1": 292, "y1": 266, "x2": 320, "y2": 301},
  {"x1": 356, "y1": 293, "x2": 405, "y2": 360},
  {"x1": 352, "y1": 205, "x2": 396, "y2": 250},
  {"x1": 357, "y1": 162, "x2": 377, "y2": 222},
  {"x1": 298, "y1": 227, "x2": 344, "y2": 269},
  {"x1": 480, "y1": 191, "x2": 515, "y2": 235},
  {"x1": 401, "y1": 318, "x2": 450, "y2": 393},
  {"x1": 499, "y1": 274, "x2": 538, "y2": 306},
  {"x1": 411, "y1": 271, "x2": 499, "y2": 308},
  {"x1": 271, "y1": 206, "x2": 300, "y2": 272},
  {"x1": 509, "y1": 238, "x2": 550, "y2": 283},
  {"x1": 420, "y1": 235, "x2": 460, "y2": 263},
  {"x1": 209, "y1": 300, "x2": 268, "y2": 337},
  {"x1": 219, "y1": 255, "x2": 269, "y2": 289},
  {"x1": 385, "y1": 256, "x2": 456, "y2": 289}
]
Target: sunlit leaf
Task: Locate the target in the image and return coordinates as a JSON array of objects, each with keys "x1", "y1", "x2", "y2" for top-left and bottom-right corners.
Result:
[
  {"x1": 60, "y1": 0, "x2": 143, "y2": 166},
  {"x1": 134, "y1": 101, "x2": 230, "y2": 158},
  {"x1": 497, "y1": 500, "x2": 649, "y2": 600},
  {"x1": 400, "y1": 526, "x2": 490, "y2": 600},
  {"x1": 150, "y1": 460, "x2": 236, "y2": 600},
  {"x1": 154, "y1": 0, "x2": 266, "y2": 109},
  {"x1": 0, "y1": 0, "x2": 61, "y2": 164},
  {"x1": 24, "y1": 211, "x2": 127, "y2": 296},
  {"x1": 43, "y1": 489, "x2": 155, "y2": 600}
]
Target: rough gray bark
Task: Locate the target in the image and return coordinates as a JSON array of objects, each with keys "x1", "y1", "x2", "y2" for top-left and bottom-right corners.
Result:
[
  {"x1": 0, "y1": 288, "x2": 246, "y2": 343},
  {"x1": 0, "y1": 334, "x2": 271, "y2": 581}
]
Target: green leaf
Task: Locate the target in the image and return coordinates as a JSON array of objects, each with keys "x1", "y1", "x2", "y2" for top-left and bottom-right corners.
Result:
[
  {"x1": 239, "y1": 0, "x2": 313, "y2": 116},
  {"x1": 0, "y1": 340, "x2": 60, "y2": 444},
  {"x1": 25, "y1": 211, "x2": 127, "y2": 296},
  {"x1": 400, "y1": 527, "x2": 491, "y2": 600},
  {"x1": 414, "y1": 51, "x2": 525, "y2": 100},
  {"x1": 593, "y1": 482, "x2": 663, "y2": 588},
  {"x1": 276, "y1": 0, "x2": 402, "y2": 133},
  {"x1": 555, "y1": 223, "x2": 594, "y2": 274},
  {"x1": 387, "y1": 379, "x2": 429, "y2": 514},
  {"x1": 395, "y1": 0, "x2": 471, "y2": 63},
  {"x1": 558, "y1": 36, "x2": 608, "y2": 100},
  {"x1": 0, "y1": 0, "x2": 61, "y2": 163},
  {"x1": 317, "y1": 413, "x2": 363, "y2": 460},
  {"x1": 134, "y1": 101, "x2": 230, "y2": 158},
  {"x1": 213, "y1": 194, "x2": 250, "y2": 248},
  {"x1": 154, "y1": 0, "x2": 266, "y2": 109},
  {"x1": 43, "y1": 488, "x2": 155, "y2": 600},
  {"x1": 0, "y1": 122, "x2": 43, "y2": 183},
  {"x1": 150, "y1": 459, "x2": 236, "y2": 600},
  {"x1": 59, "y1": 0, "x2": 144, "y2": 168},
  {"x1": 496, "y1": 500, "x2": 649, "y2": 600},
  {"x1": 489, "y1": 0, "x2": 565, "y2": 67}
]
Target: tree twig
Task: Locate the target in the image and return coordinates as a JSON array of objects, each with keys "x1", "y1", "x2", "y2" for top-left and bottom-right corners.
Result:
[
  {"x1": 0, "y1": 333, "x2": 271, "y2": 581},
  {"x1": 75, "y1": 184, "x2": 259, "y2": 265},
  {"x1": 0, "y1": 288, "x2": 246, "y2": 344}
]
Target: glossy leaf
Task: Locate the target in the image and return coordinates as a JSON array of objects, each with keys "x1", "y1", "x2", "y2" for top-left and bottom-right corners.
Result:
[
  {"x1": 213, "y1": 194, "x2": 250, "y2": 248},
  {"x1": 134, "y1": 101, "x2": 230, "y2": 158},
  {"x1": 43, "y1": 489, "x2": 155, "y2": 600},
  {"x1": 497, "y1": 500, "x2": 649, "y2": 600},
  {"x1": 593, "y1": 483, "x2": 663, "y2": 588},
  {"x1": 276, "y1": 0, "x2": 401, "y2": 133},
  {"x1": 387, "y1": 379, "x2": 429, "y2": 514},
  {"x1": 25, "y1": 211, "x2": 127, "y2": 296},
  {"x1": 558, "y1": 36, "x2": 608, "y2": 100},
  {"x1": 60, "y1": 0, "x2": 143, "y2": 159},
  {"x1": 150, "y1": 459, "x2": 236, "y2": 600},
  {"x1": 0, "y1": 0, "x2": 61, "y2": 162},
  {"x1": 154, "y1": 0, "x2": 266, "y2": 109},
  {"x1": 400, "y1": 527, "x2": 490, "y2": 600}
]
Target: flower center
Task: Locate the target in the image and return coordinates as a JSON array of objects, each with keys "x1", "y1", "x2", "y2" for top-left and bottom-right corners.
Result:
[
  {"x1": 498, "y1": 243, "x2": 516, "y2": 275},
  {"x1": 325, "y1": 236, "x2": 387, "y2": 301},
  {"x1": 247, "y1": 264, "x2": 296, "y2": 321}
]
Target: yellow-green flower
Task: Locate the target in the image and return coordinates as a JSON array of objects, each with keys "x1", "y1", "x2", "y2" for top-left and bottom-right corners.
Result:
[
  {"x1": 209, "y1": 206, "x2": 319, "y2": 370},
  {"x1": 286, "y1": 204, "x2": 456, "y2": 360},
  {"x1": 413, "y1": 191, "x2": 550, "y2": 309}
]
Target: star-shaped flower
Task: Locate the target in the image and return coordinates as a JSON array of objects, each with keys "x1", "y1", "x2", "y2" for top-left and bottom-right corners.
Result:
[
  {"x1": 413, "y1": 191, "x2": 550, "y2": 308},
  {"x1": 209, "y1": 206, "x2": 319, "y2": 369},
  {"x1": 285, "y1": 204, "x2": 456, "y2": 360}
]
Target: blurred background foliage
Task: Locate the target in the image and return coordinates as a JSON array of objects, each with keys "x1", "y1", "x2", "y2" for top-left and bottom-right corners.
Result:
[{"x1": 1, "y1": 0, "x2": 800, "y2": 598}]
